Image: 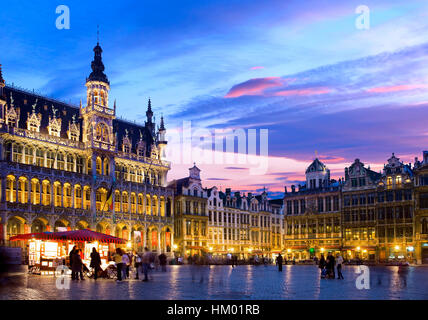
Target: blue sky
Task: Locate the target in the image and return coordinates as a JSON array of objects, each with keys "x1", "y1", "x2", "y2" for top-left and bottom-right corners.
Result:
[{"x1": 2, "y1": 0, "x2": 428, "y2": 196}]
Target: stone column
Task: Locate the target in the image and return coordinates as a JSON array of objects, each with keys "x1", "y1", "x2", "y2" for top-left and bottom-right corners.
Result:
[
  {"x1": 71, "y1": 185, "x2": 75, "y2": 209},
  {"x1": 1, "y1": 178, "x2": 6, "y2": 203},
  {"x1": 27, "y1": 179, "x2": 31, "y2": 204},
  {"x1": 16, "y1": 179, "x2": 19, "y2": 203},
  {"x1": 120, "y1": 190, "x2": 123, "y2": 213},
  {"x1": 61, "y1": 184, "x2": 64, "y2": 207}
]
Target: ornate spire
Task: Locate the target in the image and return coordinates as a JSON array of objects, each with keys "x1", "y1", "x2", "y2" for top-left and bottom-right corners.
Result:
[
  {"x1": 146, "y1": 98, "x2": 153, "y2": 123},
  {"x1": 159, "y1": 115, "x2": 165, "y2": 131},
  {"x1": 87, "y1": 39, "x2": 109, "y2": 84}
]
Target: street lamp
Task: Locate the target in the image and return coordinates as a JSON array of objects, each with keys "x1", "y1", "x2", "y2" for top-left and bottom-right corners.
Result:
[
  {"x1": 356, "y1": 246, "x2": 361, "y2": 251},
  {"x1": 172, "y1": 244, "x2": 178, "y2": 250},
  {"x1": 287, "y1": 248, "x2": 291, "y2": 253},
  {"x1": 394, "y1": 245, "x2": 400, "y2": 251}
]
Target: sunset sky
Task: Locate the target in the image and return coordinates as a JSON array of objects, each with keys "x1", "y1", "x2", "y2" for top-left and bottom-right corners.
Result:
[{"x1": 2, "y1": 0, "x2": 428, "y2": 198}]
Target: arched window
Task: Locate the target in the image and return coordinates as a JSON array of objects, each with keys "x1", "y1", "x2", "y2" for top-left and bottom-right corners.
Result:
[
  {"x1": 6, "y1": 175, "x2": 16, "y2": 202},
  {"x1": 122, "y1": 192, "x2": 129, "y2": 213},
  {"x1": 18, "y1": 177, "x2": 28, "y2": 204},
  {"x1": 42, "y1": 180, "x2": 51, "y2": 205},
  {"x1": 138, "y1": 194, "x2": 143, "y2": 214},
  {"x1": 75, "y1": 185, "x2": 82, "y2": 208},
  {"x1": 96, "y1": 157, "x2": 102, "y2": 175},
  {"x1": 103, "y1": 158, "x2": 109, "y2": 176},
  {"x1": 63, "y1": 183, "x2": 72, "y2": 208},
  {"x1": 84, "y1": 187, "x2": 91, "y2": 210},
  {"x1": 130, "y1": 193, "x2": 137, "y2": 213},
  {"x1": 54, "y1": 182, "x2": 62, "y2": 207},
  {"x1": 31, "y1": 179, "x2": 40, "y2": 205},
  {"x1": 114, "y1": 190, "x2": 121, "y2": 212}
]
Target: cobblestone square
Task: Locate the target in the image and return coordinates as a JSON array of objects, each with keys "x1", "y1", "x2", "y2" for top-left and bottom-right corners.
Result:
[{"x1": 1, "y1": 265, "x2": 428, "y2": 300}]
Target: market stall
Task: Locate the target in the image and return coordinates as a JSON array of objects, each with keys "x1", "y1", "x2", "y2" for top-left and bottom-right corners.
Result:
[{"x1": 10, "y1": 229, "x2": 126, "y2": 275}]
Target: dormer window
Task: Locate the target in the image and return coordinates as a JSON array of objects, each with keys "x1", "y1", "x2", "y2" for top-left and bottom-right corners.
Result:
[{"x1": 123, "y1": 144, "x2": 130, "y2": 153}]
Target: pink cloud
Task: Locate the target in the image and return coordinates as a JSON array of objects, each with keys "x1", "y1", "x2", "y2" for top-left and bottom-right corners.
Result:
[
  {"x1": 367, "y1": 84, "x2": 428, "y2": 93},
  {"x1": 225, "y1": 77, "x2": 284, "y2": 98},
  {"x1": 250, "y1": 66, "x2": 265, "y2": 70},
  {"x1": 274, "y1": 87, "x2": 331, "y2": 97}
]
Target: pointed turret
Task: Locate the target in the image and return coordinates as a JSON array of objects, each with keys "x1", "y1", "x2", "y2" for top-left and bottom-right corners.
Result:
[
  {"x1": 146, "y1": 98, "x2": 153, "y2": 123},
  {"x1": 159, "y1": 115, "x2": 165, "y2": 131},
  {"x1": 87, "y1": 42, "x2": 109, "y2": 84}
]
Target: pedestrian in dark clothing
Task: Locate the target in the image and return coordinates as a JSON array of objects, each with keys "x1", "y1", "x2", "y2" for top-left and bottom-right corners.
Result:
[
  {"x1": 72, "y1": 249, "x2": 84, "y2": 280},
  {"x1": 159, "y1": 253, "x2": 167, "y2": 272},
  {"x1": 276, "y1": 254, "x2": 283, "y2": 272},
  {"x1": 90, "y1": 247, "x2": 101, "y2": 280},
  {"x1": 326, "y1": 253, "x2": 336, "y2": 279},
  {"x1": 319, "y1": 254, "x2": 327, "y2": 279},
  {"x1": 141, "y1": 247, "x2": 151, "y2": 282},
  {"x1": 69, "y1": 246, "x2": 77, "y2": 280}
]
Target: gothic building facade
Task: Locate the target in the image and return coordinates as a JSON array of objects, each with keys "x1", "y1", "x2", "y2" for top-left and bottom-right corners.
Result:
[{"x1": 0, "y1": 43, "x2": 174, "y2": 256}]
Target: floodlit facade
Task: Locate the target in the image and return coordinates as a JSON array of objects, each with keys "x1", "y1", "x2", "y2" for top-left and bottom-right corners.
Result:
[{"x1": 0, "y1": 43, "x2": 174, "y2": 257}]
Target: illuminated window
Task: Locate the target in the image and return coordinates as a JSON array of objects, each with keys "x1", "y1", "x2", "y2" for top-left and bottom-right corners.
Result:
[
  {"x1": 66, "y1": 155, "x2": 74, "y2": 171},
  {"x1": 96, "y1": 157, "x2": 102, "y2": 175},
  {"x1": 130, "y1": 193, "x2": 136, "y2": 213},
  {"x1": 46, "y1": 151, "x2": 55, "y2": 168},
  {"x1": 84, "y1": 187, "x2": 91, "y2": 210},
  {"x1": 54, "y1": 183, "x2": 62, "y2": 207},
  {"x1": 36, "y1": 149, "x2": 44, "y2": 167},
  {"x1": 42, "y1": 181, "x2": 51, "y2": 205},
  {"x1": 57, "y1": 153, "x2": 65, "y2": 170},
  {"x1": 122, "y1": 192, "x2": 129, "y2": 213},
  {"x1": 138, "y1": 194, "x2": 143, "y2": 214},
  {"x1": 396, "y1": 176, "x2": 402, "y2": 185},
  {"x1": 6, "y1": 176, "x2": 16, "y2": 202},
  {"x1": 31, "y1": 179, "x2": 40, "y2": 205},
  {"x1": 12, "y1": 144, "x2": 23, "y2": 163},
  {"x1": 387, "y1": 176, "x2": 393, "y2": 188},
  {"x1": 95, "y1": 123, "x2": 109, "y2": 142},
  {"x1": 24, "y1": 147, "x2": 34, "y2": 165},
  {"x1": 103, "y1": 158, "x2": 109, "y2": 176},
  {"x1": 114, "y1": 190, "x2": 120, "y2": 212},
  {"x1": 75, "y1": 185, "x2": 82, "y2": 208}
]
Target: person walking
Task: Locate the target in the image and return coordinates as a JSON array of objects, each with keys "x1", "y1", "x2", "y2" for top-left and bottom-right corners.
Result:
[
  {"x1": 159, "y1": 252, "x2": 167, "y2": 272},
  {"x1": 114, "y1": 248, "x2": 123, "y2": 282},
  {"x1": 90, "y1": 247, "x2": 101, "y2": 280},
  {"x1": 133, "y1": 251, "x2": 142, "y2": 280},
  {"x1": 72, "y1": 249, "x2": 84, "y2": 281},
  {"x1": 336, "y1": 253, "x2": 344, "y2": 279},
  {"x1": 319, "y1": 254, "x2": 326, "y2": 279},
  {"x1": 69, "y1": 246, "x2": 77, "y2": 280},
  {"x1": 276, "y1": 253, "x2": 283, "y2": 272},
  {"x1": 141, "y1": 247, "x2": 151, "y2": 282},
  {"x1": 121, "y1": 251, "x2": 130, "y2": 280}
]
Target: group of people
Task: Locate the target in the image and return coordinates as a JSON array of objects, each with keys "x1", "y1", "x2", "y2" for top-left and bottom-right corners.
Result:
[
  {"x1": 318, "y1": 253, "x2": 344, "y2": 279},
  {"x1": 113, "y1": 247, "x2": 168, "y2": 282},
  {"x1": 68, "y1": 246, "x2": 168, "y2": 282}
]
